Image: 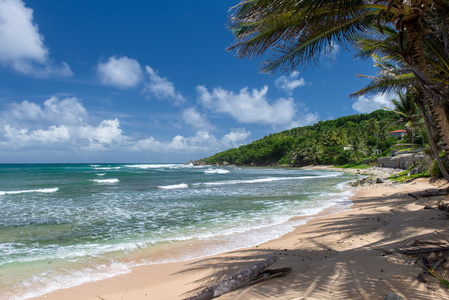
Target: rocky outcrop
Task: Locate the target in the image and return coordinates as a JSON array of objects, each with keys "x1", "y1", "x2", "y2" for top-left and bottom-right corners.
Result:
[
  {"x1": 377, "y1": 154, "x2": 425, "y2": 170},
  {"x1": 363, "y1": 158, "x2": 372, "y2": 165},
  {"x1": 190, "y1": 159, "x2": 207, "y2": 166},
  {"x1": 289, "y1": 153, "x2": 315, "y2": 167}
]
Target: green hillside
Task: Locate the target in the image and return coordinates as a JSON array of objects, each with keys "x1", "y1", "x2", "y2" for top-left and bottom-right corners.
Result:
[{"x1": 203, "y1": 110, "x2": 402, "y2": 166}]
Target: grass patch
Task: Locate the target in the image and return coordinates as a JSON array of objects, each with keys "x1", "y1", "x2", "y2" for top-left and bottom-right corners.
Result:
[
  {"x1": 334, "y1": 162, "x2": 370, "y2": 169},
  {"x1": 388, "y1": 170, "x2": 430, "y2": 183}
]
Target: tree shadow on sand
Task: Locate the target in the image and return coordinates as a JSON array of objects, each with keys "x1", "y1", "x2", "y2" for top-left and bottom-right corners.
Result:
[{"x1": 175, "y1": 185, "x2": 449, "y2": 299}]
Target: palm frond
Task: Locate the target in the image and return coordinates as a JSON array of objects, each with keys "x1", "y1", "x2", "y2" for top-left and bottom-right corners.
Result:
[
  {"x1": 261, "y1": 12, "x2": 378, "y2": 73},
  {"x1": 349, "y1": 73, "x2": 415, "y2": 98},
  {"x1": 228, "y1": 0, "x2": 383, "y2": 73},
  {"x1": 353, "y1": 26, "x2": 400, "y2": 59}
]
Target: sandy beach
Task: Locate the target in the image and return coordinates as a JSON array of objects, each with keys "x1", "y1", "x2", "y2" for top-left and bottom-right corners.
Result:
[{"x1": 31, "y1": 167, "x2": 449, "y2": 300}]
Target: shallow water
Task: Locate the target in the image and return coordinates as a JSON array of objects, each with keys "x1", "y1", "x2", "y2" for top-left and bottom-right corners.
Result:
[{"x1": 0, "y1": 164, "x2": 356, "y2": 299}]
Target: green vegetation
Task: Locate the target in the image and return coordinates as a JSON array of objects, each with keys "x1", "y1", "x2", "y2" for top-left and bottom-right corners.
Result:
[
  {"x1": 227, "y1": 0, "x2": 449, "y2": 182},
  {"x1": 204, "y1": 110, "x2": 403, "y2": 166},
  {"x1": 334, "y1": 162, "x2": 370, "y2": 169},
  {"x1": 422, "y1": 256, "x2": 449, "y2": 289},
  {"x1": 431, "y1": 151, "x2": 449, "y2": 178},
  {"x1": 388, "y1": 170, "x2": 430, "y2": 183}
]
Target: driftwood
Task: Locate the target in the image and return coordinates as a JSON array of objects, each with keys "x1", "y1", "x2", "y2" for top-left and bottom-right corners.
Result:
[
  {"x1": 184, "y1": 256, "x2": 291, "y2": 300},
  {"x1": 409, "y1": 188, "x2": 449, "y2": 199},
  {"x1": 396, "y1": 246, "x2": 449, "y2": 255}
]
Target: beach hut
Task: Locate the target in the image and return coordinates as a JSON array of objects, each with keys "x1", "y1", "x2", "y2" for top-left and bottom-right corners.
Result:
[{"x1": 388, "y1": 129, "x2": 407, "y2": 140}]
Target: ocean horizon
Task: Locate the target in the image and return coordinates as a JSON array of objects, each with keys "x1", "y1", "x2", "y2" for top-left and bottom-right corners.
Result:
[{"x1": 0, "y1": 163, "x2": 357, "y2": 299}]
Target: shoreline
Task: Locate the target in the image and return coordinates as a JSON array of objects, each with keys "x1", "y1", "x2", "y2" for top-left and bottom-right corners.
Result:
[{"x1": 30, "y1": 167, "x2": 449, "y2": 299}]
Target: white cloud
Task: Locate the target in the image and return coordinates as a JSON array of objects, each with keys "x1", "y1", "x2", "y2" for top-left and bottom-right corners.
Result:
[
  {"x1": 8, "y1": 96, "x2": 87, "y2": 126},
  {"x1": 97, "y1": 56, "x2": 143, "y2": 89},
  {"x1": 275, "y1": 71, "x2": 305, "y2": 94},
  {"x1": 0, "y1": 0, "x2": 47, "y2": 63},
  {"x1": 222, "y1": 128, "x2": 251, "y2": 148},
  {"x1": 182, "y1": 107, "x2": 214, "y2": 130},
  {"x1": 144, "y1": 66, "x2": 185, "y2": 105},
  {"x1": 0, "y1": 96, "x2": 250, "y2": 158},
  {"x1": 3, "y1": 120, "x2": 125, "y2": 151},
  {"x1": 29, "y1": 125, "x2": 70, "y2": 142},
  {"x1": 77, "y1": 119, "x2": 125, "y2": 144},
  {"x1": 0, "y1": 0, "x2": 72, "y2": 77},
  {"x1": 130, "y1": 129, "x2": 249, "y2": 153},
  {"x1": 4, "y1": 124, "x2": 70, "y2": 143},
  {"x1": 196, "y1": 85, "x2": 297, "y2": 125},
  {"x1": 1, "y1": 97, "x2": 126, "y2": 150},
  {"x1": 130, "y1": 131, "x2": 213, "y2": 152},
  {"x1": 287, "y1": 113, "x2": 320, "y2": 129},
  {"x1": 352, "y1": 93, "x2": 395, "y2": 113},
  {"x1": 283, "y1": 102, "x2": 319, "y2": 129},
  {"x1": 172, "y1": 131, "x2": 216, "y2": 151}
]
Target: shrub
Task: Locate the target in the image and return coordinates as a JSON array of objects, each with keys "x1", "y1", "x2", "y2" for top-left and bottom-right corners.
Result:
[
  {"x1": 334, "y1": 151, "x2": 351, "y2": 165},
  {"x1": 277, "y1": 156, "x2": 289, "y2": 165},
  {"x1": 431, "y1": 152, "x2": 449, "y2": 177},
  {"x1": 379, "y1": 136, "x2": 399, "y2": 152}
]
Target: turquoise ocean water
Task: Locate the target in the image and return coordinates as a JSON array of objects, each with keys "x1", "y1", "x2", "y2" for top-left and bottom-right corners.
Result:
[{"x1": 0, "y1": 164, "x2": 356, "y2": 299}]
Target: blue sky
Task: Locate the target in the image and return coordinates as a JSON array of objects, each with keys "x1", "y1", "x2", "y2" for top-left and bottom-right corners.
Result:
[{"x1": 0, "y1": 0, "x2": 395, "y2": 163}]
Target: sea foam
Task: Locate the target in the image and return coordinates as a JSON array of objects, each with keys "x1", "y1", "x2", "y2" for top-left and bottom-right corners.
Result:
[
  {"x1": 157, "y1": 183, "x2": 189, "y2": 190},
  {"x1": 12, "y1": 262, "x2": 133, "y2": 300},
  {"x1": 0, "y1": 187, "x2": 59, "y2": 196},
  {"x1": 204, "y1": 168, "x2": 230, "y2": 174},
  {"x1": 198, "y1": 174, "x2": 340, "y2": 187},
  {"x1": 126, "y1": 164, "x2": 179, "y2": 169},
  {"x1": 91, "y1": 179, "x2": 120, "y2": 184}
]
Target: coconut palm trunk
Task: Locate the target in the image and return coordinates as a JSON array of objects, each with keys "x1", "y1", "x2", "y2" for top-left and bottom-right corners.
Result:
[
  {"x1": 424, "y1": 99, "x2": 449, "y2": 155},
  {"x1": 417, "y1": 99, "x2": 449, "y2": 181},
  {"x1": 401, "y1": 1, "x2": 449, "y2": 161},
  {"x1": 406, "y1": 127, "x2": 413, "y2": 144}
]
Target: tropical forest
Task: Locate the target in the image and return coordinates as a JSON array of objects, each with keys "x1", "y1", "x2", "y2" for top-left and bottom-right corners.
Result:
[{"x1": 202, "y1": 100, "x2": 442, "y2": 171}]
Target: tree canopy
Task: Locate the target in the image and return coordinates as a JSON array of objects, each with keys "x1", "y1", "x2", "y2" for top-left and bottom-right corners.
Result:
[{"x1": 204, "y1": 110, "x2": 400, "y2": 166}]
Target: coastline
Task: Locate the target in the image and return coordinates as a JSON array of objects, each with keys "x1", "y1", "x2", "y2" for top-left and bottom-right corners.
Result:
[{"x1": 30, "y1": 167, "x2": 449, "y2": 299}]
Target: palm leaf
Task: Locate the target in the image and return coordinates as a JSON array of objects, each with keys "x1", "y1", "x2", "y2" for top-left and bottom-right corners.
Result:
[
  {"x1": 349, "y1": 73, "x2": 415, "y2": 97},
  {"x1": 261, "y1": 12, "x2": 378, "y2": 73}
]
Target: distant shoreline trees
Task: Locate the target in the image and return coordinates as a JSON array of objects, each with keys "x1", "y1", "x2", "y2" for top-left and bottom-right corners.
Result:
[{"x1": 204, "y1": 110, "x2": 402, "y2": 167}]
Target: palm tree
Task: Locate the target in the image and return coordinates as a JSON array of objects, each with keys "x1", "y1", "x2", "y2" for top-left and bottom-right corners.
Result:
[
  {"x1": 387, "y1": 91, "x2": 422, "y2": 144},
  {"x1": 228, "y1": 0, "x2": 449, "y2": 160},
  {"x1": 352, "y1": 19, "x2": 449, "y2": 155},
  {"x1": 348, "y1": 129, "x2": 365, "y2": 161},
  {"x1": 350, "y1": 28, "x2": 449, "y2": 180},
  {"x1": 351, "y1": 54, "x2": 449, "y2": 179},
  {"x1": 291, "y1": 138, "x2": 321, "y2": 166},
  {"x1": 320, "y1": 128, "x2": 343, "y2": 147},
  {"x1": 364, "y1": 118, "x2": 380, "y2": 138},
  {"x1": 414, "y1": 87, "x2": 449, "y2": 180}
]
